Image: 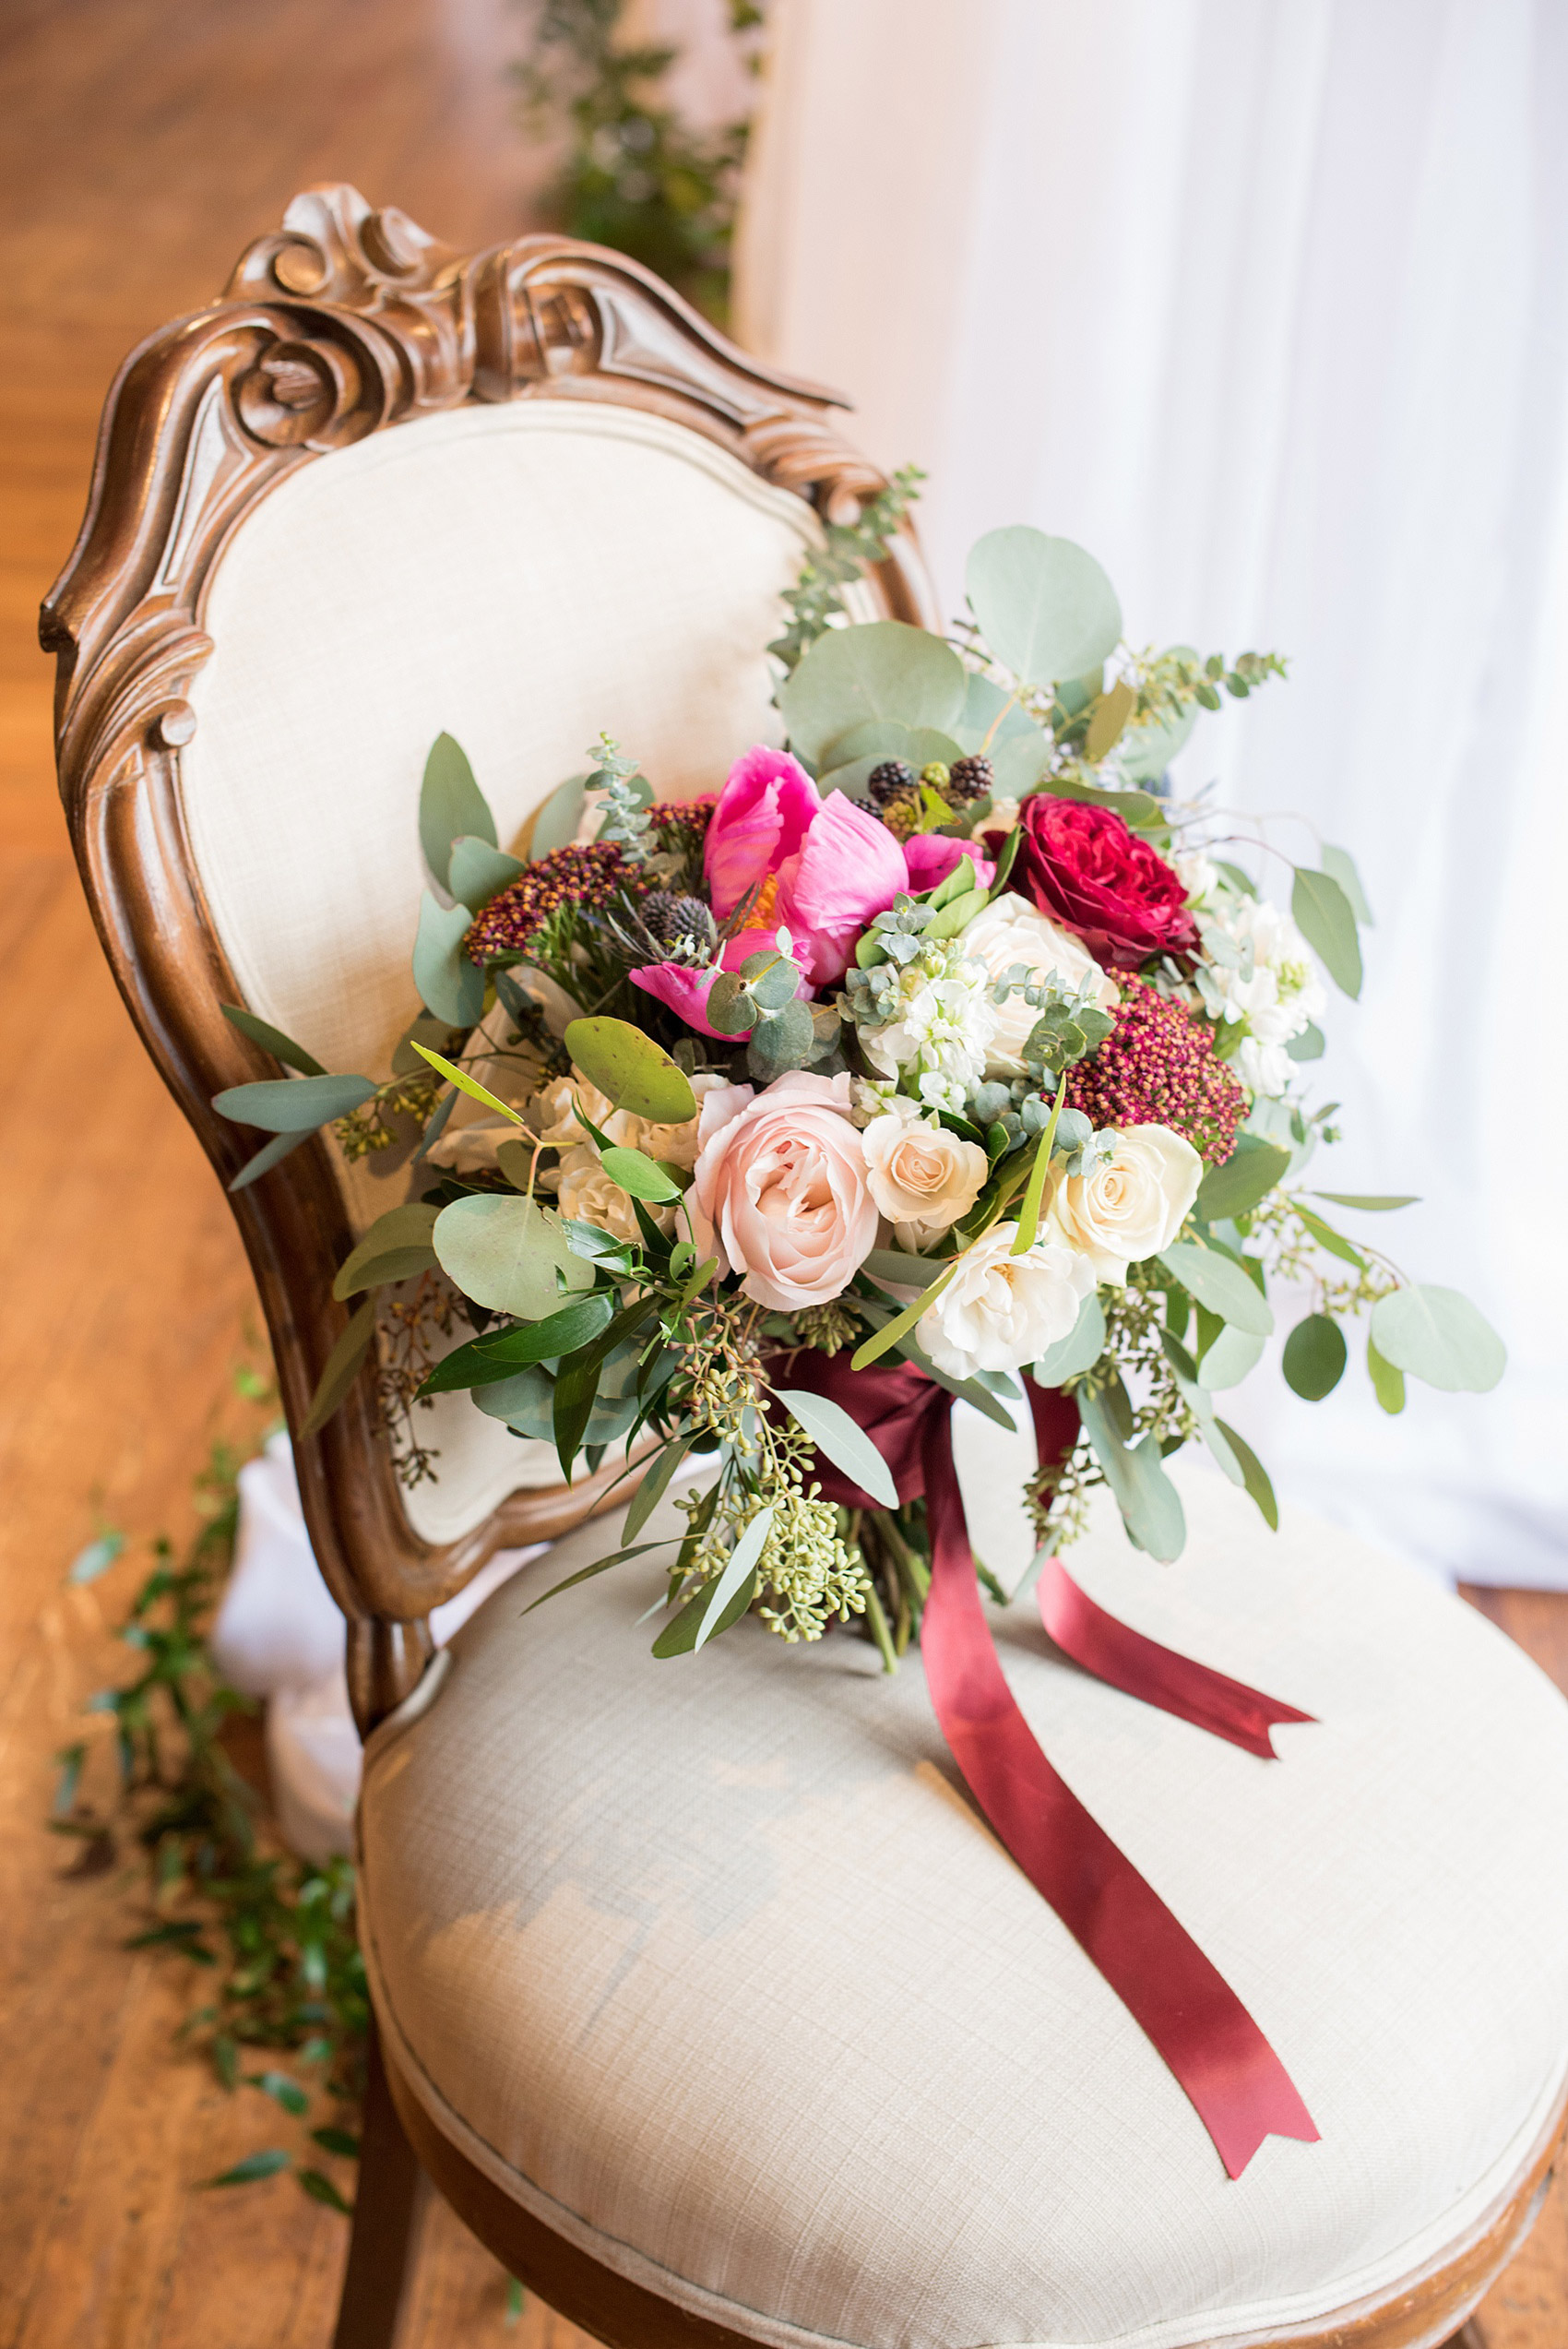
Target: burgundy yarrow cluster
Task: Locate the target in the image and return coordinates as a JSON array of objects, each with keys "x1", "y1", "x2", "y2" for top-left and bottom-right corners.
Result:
[
  {"x1": 464, "y1": 841, "x2": 629, "y2": 962},
  {"x1": 1065, "y1": 979, "x2": 1244, "y2": 1166}
]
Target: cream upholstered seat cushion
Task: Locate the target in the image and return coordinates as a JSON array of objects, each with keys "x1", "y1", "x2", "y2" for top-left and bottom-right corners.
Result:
[
  {"x1": 181, "y1": 399, "x2": 837, "y2": 1542},
  {"x1": 358, "y1": 1457, "x2": 1568, "y2": 2349}
]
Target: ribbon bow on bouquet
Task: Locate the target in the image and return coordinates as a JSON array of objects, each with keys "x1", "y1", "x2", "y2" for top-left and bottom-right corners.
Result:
[{"x1": 775, "y1": 1353, "x2": 1320, "y2": 2180}]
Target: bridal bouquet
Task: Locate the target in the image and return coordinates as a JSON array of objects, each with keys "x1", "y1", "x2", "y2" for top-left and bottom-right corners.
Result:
[
  {"x1": 217, "y1": 516, "x2": 1503, "y2": 1663},
  {"x1": 216, "y1": 509, "x2": 1504, "y2": 2173}
]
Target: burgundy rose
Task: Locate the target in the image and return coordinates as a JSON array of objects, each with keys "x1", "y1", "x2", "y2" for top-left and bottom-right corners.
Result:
[{"x1": 1009, "y1": 795, "x2": 1199, "y2": 972}]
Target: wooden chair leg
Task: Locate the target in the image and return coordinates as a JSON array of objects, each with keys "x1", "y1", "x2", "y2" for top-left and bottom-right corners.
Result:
[
  {"x1": 1441, "y1": 2321, "x2": 1485, "y2": 2347},
  {"x1": 334, "y1": 2015, "x2": 428, "y2": 2349}
]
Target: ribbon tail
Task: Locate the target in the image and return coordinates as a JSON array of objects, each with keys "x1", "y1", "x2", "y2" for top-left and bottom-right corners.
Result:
[
  {"x1": 921, "y1": 1416, "x2": 1318, "y2": 2178},
  {"x1": 1037, "y1": 1558, "x2": 1316, "y2": 1759}
]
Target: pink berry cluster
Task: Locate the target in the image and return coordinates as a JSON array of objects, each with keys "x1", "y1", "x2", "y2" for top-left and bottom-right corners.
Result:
[{"x1": 1065, "y1": 979, "x2": 1244, "y2": 1165}]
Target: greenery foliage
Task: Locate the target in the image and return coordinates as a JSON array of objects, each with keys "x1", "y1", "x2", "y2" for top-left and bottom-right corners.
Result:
[
  {"x1": 515, "y1": 0, "x2": 766, "y2": 323},
  {"x1": 52, "y1": 1377, "x2": 367, "y2": 2216}
]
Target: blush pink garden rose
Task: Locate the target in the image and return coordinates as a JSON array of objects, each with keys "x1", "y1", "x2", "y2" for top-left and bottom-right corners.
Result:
[{"x1": 688, "y1": 1069, "x2": 879, "y2": 1310}]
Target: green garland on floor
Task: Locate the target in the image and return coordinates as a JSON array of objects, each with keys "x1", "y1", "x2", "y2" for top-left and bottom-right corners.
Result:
[
  {"x1": 516, "y1": 0, "x2": 766, "y2": 324},
  {"x1": 52, "y1": 1377, "x2": 367, "y2": 2218}
]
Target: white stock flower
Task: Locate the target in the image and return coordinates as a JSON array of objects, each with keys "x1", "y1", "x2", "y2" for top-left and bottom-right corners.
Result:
[
  {"x1": 860, "y1": 941, "x2": 996, "y2": 1102},
  {"x1": 1202, "y1": 897, "x2": 1326, "y2": 1098},
  {"x1": 1045, "y1": 1124, "x2": 1201, "y2": 1286},
  {"x1": 919, "y1": 1223, "x2": 1095, "y2": 1380},
  {"x1": 959, "y1": 896, "x2": 1119, "y2": 1079},
  {"x1": 861, "y1": 1099, "x2": 989, "y2": 1249}
]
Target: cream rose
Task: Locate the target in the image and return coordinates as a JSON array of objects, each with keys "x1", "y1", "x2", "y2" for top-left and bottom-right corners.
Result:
[
  {"x1": 689, "y1": 1070, "x2": 878, "y2": 1310},
  {"x1": 531, "y1": 1070, "x2": 628, "y2": 1151},
  {"x1": 919, "y1": 1222, "x2": 1095, "y2": 1379},
  {"x1": 861, "y1": 1099, "x2": 988, "y2": 1250},
  {"x1": 554, "y1": 1143, "x2": 674, "y2": 1243},
  {"x1": 958, "y1": 897, "x2": 1119, "y2": 1079},
  {"x1": 1045, "y1": 1123, "x2": 1200, "y2": 1285}
]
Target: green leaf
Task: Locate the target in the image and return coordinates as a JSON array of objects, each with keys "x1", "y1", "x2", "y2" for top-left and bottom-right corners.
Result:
[
  {"x1": 1367, "y1": 1333, "x2": 1406, "y2": 1413},
  {"x1": 528, "y1": 774, "x2": 588, "y2": 861},
  {"x1": 447, "y1": 835, "x2": 523, "y2": 910},
  {"x1": 229, "y1": 1129, "x2": 315, "y2": 1191},
  {"x1": 989, "y1": 728, "x2": 1053, "y2": 799},
  {"x1": 1371, "y1": 1285, "x2": 1506, "y2": 1394},
  {"x1": 198, "y1": 2150, "x2": 291, "y2": 2188},
  {"x1": 1291, "y1": 867, "x2": 1362, "y2": 999},
  {"x1": 420, "y1": 733, "x2": 495, "y2": 889},
  {"x1": 301, "y1": 1299, "x2": 376, "y2": 1437},
  {"x1": 1013, "y1": 1081, "x2": 1065, "y2": 1254},
  {"x1": 523, "y1": 1534, "x2": 685, "y2": 1614},
  {"x1": 623, "y1": 1434, "x2": 696, "y2": 1543},
  {"x1": 850, "y1": 1258, "x2": 957, "y2": 1370},
  {"x1": 1286, "y1": 1021, "x2": 1326, "y2": 1063},
  {"x1": 1076, "y1": 1391, "x2": 1185, "y2": 1561},
  {"x1": 1195, "y1": 1324, "x2": 1265, "y2": 1390},
  {"x1": 747, "y1": 997, "x2": 816, "y2": 1080},
  {"x1": 1157, "y1": 1244, "x2": 1274, "y2": 1336},
  {"x1": 1321, "y1": 843, "x2": 1372, "y2": 925},
  {"x1": 310, "y1": 2127, "x2": 361, "y2": 2160},
  {"x1": 247, "y1": 2069, "x2": 309, "y2": 2116},
  {"x1": 693, "y1": 1505, "x2": 777, "y2": 1651},
  {"x1": 861, "y1": 1246, "x2": 947, "y2": 1290},
  {"x1": 651, "y1": 1567, "x2": 758, "y2": 1658},
  {"x1": 409, "y1": 1038, "x2": 526, "y2": 1125},
  {"x1": 1293, "y1": 1203, "x2": 1366, "y2": 1269},
  {"x1": 1196, "y1": 1136, "x2": 1290, "y2": 1222},
  {"x1": 421, "y1": 1294, "x2": 617, "y2": 1391},
  {"x1": 69, "y1": 1531, "x2": 125, "y2": 1585},
  {"x1": 816, "y1": 719, "x2": 964, "y2": 777},
  {"x1": 564, "y1": 1018, "x2": 697, "y2": 1123},
  {"x1": 297, "y1": 2168, "x2": 354, "y2": 2215},
  {"x1": 331, "y1": 1203, "x2": 440, "y2": 1301},
  {"x1": 597, "y1": 1147, "x2": 682, "y2": 1203},
  {"x1": 431, "y1": 1194, "x2": 594, "y2": 1319},
  {"x1": 778, "y1": 620, "x2": 968, "y2": 767},
  {"x1": 953, "y1": 673, "x2": 1038, "y2": 752},
  {"x1": 1311, "y1": 1192, "x2": 1420, "y2": 1211},
  {"x1": 213, "y1": 1074, "x2": 376, "y2": 1133},
  {"x1": 220, "y1": 1004, "x2": 325, "y2": 1077},
  {"x1": 776, "y1": 1390, "x2": 898, "y2": 1508},
  {"x1": 923, "y1": 887, "x2": 988, "y2": 942},
  {"x1": 1281, "y1": 1314, "x2": 1348, "y2": 1401},
  {"x1": 1116, "y1": 702, "x2": 1196, "y2": 784},
  {"x1": 1085, "y1": 677, "x2": 1138, "y2": 761},
  {"x1": 1215, "y1": 1420, "x2": 1278, "y2": 1529},
  {"x1": 1030, "y1": 1290, "x2": 1107, "y2": 1384},
  {"x1": 413, "y1": 891, "x2": 485, "y2": 1027},
  {"x1": 1037, "y1": 773, "x2": 1163, "y2": 828},
  {"x1": 966, "y1": 527, "x2": 1123, "y2": 690}
]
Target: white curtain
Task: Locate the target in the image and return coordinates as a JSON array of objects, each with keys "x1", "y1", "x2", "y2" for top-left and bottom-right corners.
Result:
[{"x1": 735, "y1": 0, "x2": 1568, "y2": 1586}]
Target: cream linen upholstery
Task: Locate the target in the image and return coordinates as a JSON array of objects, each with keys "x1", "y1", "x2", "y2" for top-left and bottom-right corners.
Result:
[
  {"x1": 359, "y1": 1457, "x2": 1568, "y2": 2349},
  {"x1": 182, "y1": 400, "x2": 827, "y2": 1543}
]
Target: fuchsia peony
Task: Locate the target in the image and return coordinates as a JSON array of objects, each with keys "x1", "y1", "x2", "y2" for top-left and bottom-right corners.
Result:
[
  {"x1": 702, "y1": 747, "x2": 909, "y2": 986},
  {"x1": 900, "y1": 834, "x2": 994, "y2": 895}
]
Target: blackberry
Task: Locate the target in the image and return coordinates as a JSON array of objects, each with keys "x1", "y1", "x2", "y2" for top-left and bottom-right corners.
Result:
[
  {"x1": 641, "y1": 889, "x2": 715, "y2": 954},
  {"x1": 947, "y1": 754, "x2": 993, "y2": 804},
  {"x1": 867, "y1": 758, "x2": 917, "y2": 808}
]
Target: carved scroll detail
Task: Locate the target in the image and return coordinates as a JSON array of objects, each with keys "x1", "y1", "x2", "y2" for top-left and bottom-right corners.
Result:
[{"x1": 41, "y1": 186, "x2": 937, "y2": 1727}]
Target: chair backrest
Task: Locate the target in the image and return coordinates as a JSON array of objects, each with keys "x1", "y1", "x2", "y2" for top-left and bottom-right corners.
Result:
[{"x1": 44, "y1": 185, "x2": 933, "y2": 1729}]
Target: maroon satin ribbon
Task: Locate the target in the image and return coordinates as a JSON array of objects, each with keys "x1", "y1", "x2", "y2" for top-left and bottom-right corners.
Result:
[{"x1": 772, "y1": 1351, "x2": 1319, "y2": 2178}]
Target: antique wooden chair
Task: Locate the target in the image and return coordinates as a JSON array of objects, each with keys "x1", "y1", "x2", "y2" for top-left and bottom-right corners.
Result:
[{"x1": 45, "y1": 186, "x2": 1568, "y2": 2349}]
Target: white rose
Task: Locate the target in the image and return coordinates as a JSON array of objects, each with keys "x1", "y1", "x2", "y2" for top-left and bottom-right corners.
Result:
[
  {"x1": 1044, "y1": 1124, "x2": 1201, "y2": 1286},
  {"x1": 861, "y1": 1101, "x2": 989, "y2": 1249},
  {"x1": 555, "y1": 1143, "x2": 673, "y2": 1242},
  {"x1": 1173, "y1": 850, "x2": 1223, "y2": 910},
  {"x1": 958, "y1": 897, "x2": 1119, "y2": 1079},
  {"x1": 632, "y1": 1071, "x2": 732, "y2": 1172},
  {"x1": 424, "y1": 1118, "x2": 512, "y2": 1174},
  {"x1": 919, "y1": 1222, "x2": 1095, "y2": 1379}
]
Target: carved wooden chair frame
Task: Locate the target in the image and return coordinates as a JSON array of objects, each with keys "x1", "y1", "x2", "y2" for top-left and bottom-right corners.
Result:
[
  {"x1": 41, "y1": 183, "x2": 935, "y2": 1738},
  {"x1": 42, "y1": 186, "x2": 1550, "y2": 2349}
]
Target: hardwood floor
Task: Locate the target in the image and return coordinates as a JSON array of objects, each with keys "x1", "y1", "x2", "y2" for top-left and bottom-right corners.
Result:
[{"x1": 0, "y1": 5, "x2": 1562, "y2": 2343}]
